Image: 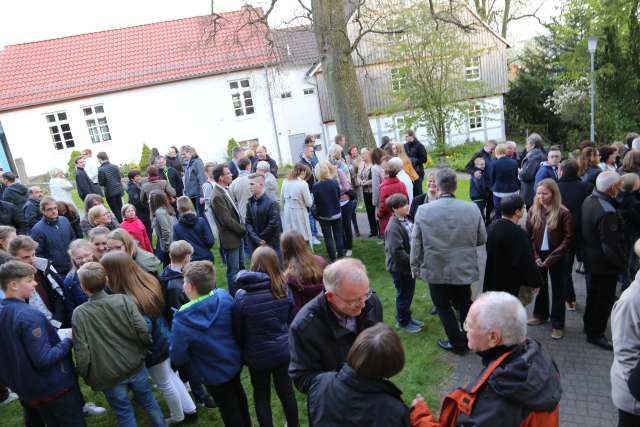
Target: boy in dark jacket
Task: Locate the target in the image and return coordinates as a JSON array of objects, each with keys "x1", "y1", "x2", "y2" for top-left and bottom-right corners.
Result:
[
  {"x1": 469, "y1": 156, "x2": 490, "y2": 223},
  {"x1": 384, "y1": 194, "x2": 422, "y2": 334},
  {"x1": 0, "y1": 261, "x2": 84, "y2": 426},
  {"x1": 170, "y1": 260, "x2": 251, "y2": 427},
  {"x1": 245, "y1": 174, "x2": 282, "y2": 256},
  {"x1": 172, "y1": 196, "x2": 214, "y2": 261}
]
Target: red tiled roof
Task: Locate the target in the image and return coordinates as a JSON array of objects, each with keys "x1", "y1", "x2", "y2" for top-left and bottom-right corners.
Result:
[{"x1": 0, "y1": 8, "x2": 277, "y2": 112}]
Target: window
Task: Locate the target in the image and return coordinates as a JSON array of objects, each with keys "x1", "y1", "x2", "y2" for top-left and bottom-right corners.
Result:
[
  {"x1": 468, "y1": 104, "x2": 483, "y2": 129},
  {"x1": 45, "y1": 111, "x2": 75, "y2": 150},
  {"x1": 229, "y1": 79, "x2": 254, "y2": 117},
  {"x1": 390, "y1": 67, "x2": 409, "y2": 91},
  {"x1": 303, "y1": 88, "x2": 315, "y2": 95},
  {"x1": 83, "y1": 105, "x2": 111, "y2": 143},
  {"x1": 465, "y1": 56, "x2": 481, "y2": 80},
  {"x1": 237, "y1": 138, "x2": 259, "y2": 149},
  {"x1": 280, "y1": 91, "x2": 292, "y2": 99}
]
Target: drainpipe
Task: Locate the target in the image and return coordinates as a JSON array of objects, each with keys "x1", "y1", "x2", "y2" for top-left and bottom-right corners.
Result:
[{"x1": 263, "y1": 64, "x2": 283, "y2": 166}]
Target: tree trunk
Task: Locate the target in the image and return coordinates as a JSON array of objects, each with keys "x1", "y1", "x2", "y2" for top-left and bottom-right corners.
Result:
[
  {"x1": 501, "y1": 0, "x2": 511, "y2": 38},
  {"x1": 311, "y1": 0, "x2": 377, "y2": 148}
]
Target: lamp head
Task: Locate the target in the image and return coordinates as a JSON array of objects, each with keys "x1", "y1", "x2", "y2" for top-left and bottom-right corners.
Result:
[{"x1": 588, "y1": 36, "x2": 598, "y2": 54}]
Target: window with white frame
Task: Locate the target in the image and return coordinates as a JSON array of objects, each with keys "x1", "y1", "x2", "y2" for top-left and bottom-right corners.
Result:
[
  {"x1": 468, "y1": 104, "x2": 483, "y2": 129},
  {"x1": 229, "y1": 79, "x2": 254, "y2": 116},
  {"x1": 45, "y1": 111, "x2": 75, "y2": 150},
  {"x1": 390, "y1": 67, "x2": 408, "y2": 91},
  {"x1": 465, "y1": 56, "x2": 481, "y2": 80},
  {"x1": 303, "y1": 87, "x2": 315, "y2": 95},
  {"x1": 83, "y1": 105, "x2": 111, "y2": 143}
]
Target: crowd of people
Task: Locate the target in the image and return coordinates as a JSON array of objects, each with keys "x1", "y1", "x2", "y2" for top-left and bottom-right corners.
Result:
[{"x1": 0, "y1": 130, "x2": 640, "y2": 426}]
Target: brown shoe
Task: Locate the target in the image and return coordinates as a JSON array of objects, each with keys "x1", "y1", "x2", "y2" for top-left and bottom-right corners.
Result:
[
  {"x1": 527, "y1": 318, "x2": 548, "y2": 326},
  {"x1": 566, "y1": 301, "x2": 577, "y2": 311},
  {"x1": 551, "y1": 329, "x2": 564, "y2": 340}
]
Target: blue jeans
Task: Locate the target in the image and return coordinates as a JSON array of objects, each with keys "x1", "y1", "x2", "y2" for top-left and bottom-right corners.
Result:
[
  {"x1": 492, "y1": 194, "x2": 503, "y2": 220},
  {"x1": 103, "y1": 367, "x2": 166, "y2": 427},
  {"x1": 223, "y1": 246, "x2": 243, "y2": 295},
  {"x1": 390, "y1": 272, "x2": 416, "y2": 326},
  {"x1": 308, "y1": 210, "x2": 318, "y2": 236}
]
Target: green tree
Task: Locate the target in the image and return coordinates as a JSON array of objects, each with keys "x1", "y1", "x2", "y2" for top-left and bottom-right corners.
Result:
[
  {"x1": 226, "y1": 138, "x2": 239, "y2": 161},
  {"x1": 139, "y1": 144, "x2": 152, "y2": 171},
  {"x1": 67, "y1": 150, "x2": 82, "y2": 180}
]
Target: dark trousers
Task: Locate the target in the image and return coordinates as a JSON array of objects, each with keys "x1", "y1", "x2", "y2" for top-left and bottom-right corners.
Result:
[
  {"x1": 390, "y1": 272, "x2": 416, "y2": 326},
  {"x1": 340, "y1": 200, "x2": 354, "y2": 251},
  {"x1": 106, "y1": 195, "x2": 123, "y2": 223},
  {"x1": 533, "y1": 254, "x2": 566, "y2": 329},
  {"x1": 492, "y1": 194, "x2": 503, "y2": 220},
  {"x1": 248, "y1": 364, "x2": 299, "y2": 427},
  {"x1": 0, "y1": 383, "x2": 8, "y2": 401},
  {"x1": 472, "y1": 199, "x2": 487, "y2": 224},
  {"x1": 619, "y1": 409, "x2": 640, "y2": 426},
  {"x1": 429, "y1": 283, "x2": 471, "y2": 349},
  {"x1": 350, "y1": 194, "x2": 360, "y2": 235},
  {"x1": 26, "y1": 385, "x2": 86, "y2": 427},
  {"x1": 177, "y1": 364, "x2": 209, "y2": 403},
  {"x1": 413, "y1": 176, "x2": 424, "y2": 197},
  {"x1": 564, "y1": 245, "x2": 577, "y2": 302},
  {"x1": 205, "y1": 374, "x2": 251, "y2": 427},
  {"x1": 319, "y1": 219, "x2": 344, "y2": 261},
  {"x1": 362, "y1": 191, "x2": 378, "y2": 236},
  {"x1": 584, "y1": 272, "x2": 617, "y2": 338}
]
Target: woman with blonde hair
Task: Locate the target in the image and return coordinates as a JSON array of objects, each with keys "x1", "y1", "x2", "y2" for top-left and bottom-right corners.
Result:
[
  {"x1": 233, "y1": 246, "x2": 299, "y2": 427},
  {"x1": 87, "y1": 205, "x2": 117, "y2": 231},
  {"x1": 106, "y1": 228, "x2": 161, "y2": 274},
  {"x1": 101, "y1": 251, "x2": 197, "y2": 424},
  {"x1": 48, "y1": 168, "x2": 74, "y2": 204},
  {"x1": 394, "y1": 143, "x2": 419, "y2": 182},
  {"x1": 312, "y1": 161, "x2": 344, "y2": 261},
  {"x1": 80, "y1": 194, "x2": 119, "y2": 236},
  {"x1": 281, "y1": 230, "x2": 326, "y2": 314},
  {"x1": 526, "y1": 178, "x2": 574, "y2": 340},
  {"x1": 358, "y1": 148, "x2": 378, "y2": 237},
  {"x1": 281, "y1": 163, "x2": 313, "y2": 243}
]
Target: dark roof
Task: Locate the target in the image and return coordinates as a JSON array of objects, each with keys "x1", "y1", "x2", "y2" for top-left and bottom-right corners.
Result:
[{"x1": 273, "y1": 26, "x2": 319, "y2": 67}]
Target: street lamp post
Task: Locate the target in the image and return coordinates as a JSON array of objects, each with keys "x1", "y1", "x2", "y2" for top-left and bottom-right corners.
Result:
[{"x1": 588, "y1": 36, "x2": 598, "y2": 143}]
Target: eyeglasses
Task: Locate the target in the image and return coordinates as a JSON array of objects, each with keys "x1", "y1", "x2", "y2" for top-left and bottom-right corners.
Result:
[{"x1": 332, "y1": 288, "x2": 373, "y2": 307}]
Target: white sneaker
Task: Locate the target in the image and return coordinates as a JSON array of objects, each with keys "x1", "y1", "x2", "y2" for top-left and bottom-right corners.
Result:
[
  {"x1": 0, "y1": 392, "x2": 18, "y2": 406},
  {"x1": 345, "y1": 249, "x2": 353, "y2": 257},
  {"x1": 83, "y1": 402, "x2": 107, "y2": 416},
  {"x1": 311, "y1": 237, "x2": 321, "y2": 245}
]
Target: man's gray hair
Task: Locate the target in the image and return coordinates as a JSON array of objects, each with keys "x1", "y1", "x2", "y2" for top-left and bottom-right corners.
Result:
[
  {"x1": 506, "y1": 141, "x2": 517, "y2": 148},
  {"x1": 388, "y1": 157, "x2": 404, "y2": 170},
  {"x1": 596, "y1": 171, "x2": 621, "y2": 192},
  {"x1": 323, "y1": 258, "x2": 368, "y2": 292},
  {"x1": 474, "y1": 292, "x2": 527, "y2": 346},
  {"x1": 329, "y1": 144, "x2": 343, "y2": 159},
  {"x1": 256, "y1": 161, "x2": 270, "y2": 172},
  {"x1": 527, "y1": 133, "x2": 543, "y2": 148},
  {"x1": 632, "y1": 137, "x2": 640, "y2": 152},
  {"x1": 435, "y1": 168, "x2": 457, "y2": 193}
]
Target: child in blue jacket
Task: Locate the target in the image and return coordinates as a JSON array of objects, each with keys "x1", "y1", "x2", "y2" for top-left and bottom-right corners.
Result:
[
  {"x1": 170, "y1": 260, "x2": 251, "y2": 427},
  {"x1": 469, "y1": 156, "x2": 491, "y2": 223},
  {"x1": 172, "y1": 196, "x2": 214, "y2": 261}
]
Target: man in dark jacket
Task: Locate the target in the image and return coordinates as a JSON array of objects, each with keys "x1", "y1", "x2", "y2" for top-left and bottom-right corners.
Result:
[
  {"x1": 518, "y1": 133, "x2": 546, "y2": 207},
  {"x1": 228, "y1": 146, "x2": 245, "y2": 180},
  {"x1": 582, "y1": 171, "x2": 626, "y2": 350},
  {"x1": 29, "y1": 197, "x2": 75, "y2": 278},
  {"x1": 0, "y1": 199, "x2": 26, "y2": 234},
  {"x1": 156, "y1": 156, "x2": 184, "y2": 197},
  {"x1": 465, "y1": 140, "x2": 496, "y2": 217},
  {"x1": 411, "y1": 292, "x2": 561, "y2": 426},
  {"x1": 404, "y1": 130, "x2": 428, "y2": 196},
  {"x1": 96, "y1": 152, "x2": 124, "y2": 222},
  {"x1": 557, "y1": 159, "x2": 592, "y2": 309},
  {"x1": 23, "y1": 186, "x2": 43, "y2": 233},
  {"x1": 251, "y1": 145, "x2": 279, "y2": 177},
  {"x1": 126, "y1": 171, "x2": 152, "y2": 241},
  {"x1": 75, "y1": 156, "x2": 102, "y2": 201},
  {"x1": 289, "y1": 258, "x2": 383, "y2": 394},
  {"x1": 483, "y1": 195, "x2": 543, "y2": 297},
  {"x1": 533, "y1": 146, "x2": 561, "y2": 189},
  {"x1": 2, "y1": 172, "x2": 28, "y2": 215},
  {"x1": 245, "y1": 174, "x2": 282, "y2": 255}
]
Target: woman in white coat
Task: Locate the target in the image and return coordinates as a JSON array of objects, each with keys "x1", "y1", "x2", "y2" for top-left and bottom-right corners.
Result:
[
  {"x1": 49, "y1": 168, "x2": 74, "y2": 204},
  {"x1": 281, "y1": 163, "x2": 313, "y2": 243}
]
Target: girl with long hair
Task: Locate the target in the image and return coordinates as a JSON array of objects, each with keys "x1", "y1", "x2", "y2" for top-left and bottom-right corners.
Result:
[
  {"x1": 101, "y1": 251, "x2": 196, "y2": 424},
  {"x1": 281, "y1": 230, "x2": 326, "y2": 314},
  {"x1": 358, "y1": 148, "x2": 378, "y2": 237},
  {"x1": 232, "y1": 246, "x2": 299, "y2": 427},
  {"x1": 312, "y1": 161, "x2": 344, "y2": 261},
  {"x1": 149, "y1": 190, "x2": 176, "y2": 267},
  {"x1": 578, "y1": 147, "x2": 601, "y2": 186},
  {"x1": 106, "y1": 228, "x2": 161, "y2": 274},
  {"x1": 56, "y1": 201, "x2": 83, "y2": 239},
  {"x1": 526, "y1": 179, "x2": 574, "y2": 340}
]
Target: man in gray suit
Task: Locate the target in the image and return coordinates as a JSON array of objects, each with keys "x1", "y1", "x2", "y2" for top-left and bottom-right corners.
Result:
[
  {"x1": 210, "y1": 164, "x2": 245, "y2": 294},
  {"x1": 410, "y1": 168, "x2": 487, "y2": 354}
]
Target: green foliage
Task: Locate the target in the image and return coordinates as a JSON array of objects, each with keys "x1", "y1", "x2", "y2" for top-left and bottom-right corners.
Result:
[
  {"x1": 226, "y1": 138, "x2": 239, "y2": 161},
  {"x1": 67, "y1": 150, "x2": 82, "y2": 180},
  {"x1": 139, "y1": 144, "x2": 152, "y2": 171},
  {"x1": 432, "y1": 141, "x2": 483, "y2": 172}
]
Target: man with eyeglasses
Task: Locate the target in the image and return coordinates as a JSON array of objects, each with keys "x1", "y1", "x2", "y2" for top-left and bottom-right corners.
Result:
[{"x1": 288, "y1": 258, "x2": 383, "y2": 394}]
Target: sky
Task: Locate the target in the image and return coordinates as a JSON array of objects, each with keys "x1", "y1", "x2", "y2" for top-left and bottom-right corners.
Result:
[{"x1": 0, "y1": 0, "x2": 562, "y2": 49}]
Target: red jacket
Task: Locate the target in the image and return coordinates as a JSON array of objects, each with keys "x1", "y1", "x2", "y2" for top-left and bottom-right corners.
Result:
[
  {"x1": 377, "y1": 177, "x2": 408, "y2": 235},
  {"x1": 120, "y1": 217, "x2": 153, "y2": 253}
]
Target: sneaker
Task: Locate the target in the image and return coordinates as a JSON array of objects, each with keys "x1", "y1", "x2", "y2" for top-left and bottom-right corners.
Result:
[
  {"x1": 311, "y1": 237, "x2": 321, "y2": 245},
  {"x1": 345, "y1": 249, "x2": 353, "y2": 257},
  {"x1": 395, "y1": 322, "x2": 422, "y2": 333},
  {"x1": 410, "y1": 319, "x2": 424, "y2": 328},
  {"x1": 527, "y1": 318, "x2": 548, "y2": 326},
  {"x1": 83, "y1": 402, "x2": 107, "y2": 416},
  {"x1": 0, "y1": 392, "x2": 18, "y2": 406},
  {"x1": 551, "y1": 329, "x2": 564, "y2": 340},
  {"x1": 566, "y1": 301, "x2": 577, "y2": 311},
  {"x1": 165, "y1": 417, "x2": 185, "y2": 425}
]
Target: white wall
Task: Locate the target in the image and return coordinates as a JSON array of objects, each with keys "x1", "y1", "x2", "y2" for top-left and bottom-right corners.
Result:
[
  {"x1": 0, "y1": 66, "x2": 323, "y2": 177},
  {"x1": 324, "y1": 95, "x2": 506, "y2": 150}
]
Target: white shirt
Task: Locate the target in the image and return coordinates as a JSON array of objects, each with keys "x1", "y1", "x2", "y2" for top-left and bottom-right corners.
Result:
[
  {"x1": 84, "y1": 157, "x2": 100, "y2": 183},
  {"x1": 397, "y1": 170, "x2": 413, "y2": 204},
  {"x1": 541, "y1": 223, "x2": 550, "y2": 251}
]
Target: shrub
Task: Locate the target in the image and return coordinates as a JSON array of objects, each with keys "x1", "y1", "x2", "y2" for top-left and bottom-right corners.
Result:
[
  {"x1": 139, "y1": 144, "x2": 152, "y2": 171},
  {"x1": 226, "y1": 138, "x2": 239, "y2": 161},
  {"x1": 67, "y1": 150, "x2": 82, "y2": 180},
  {"x1": 431, "y1": 141, "x2": 482, "y2": 172}
]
